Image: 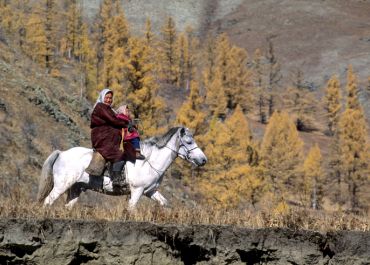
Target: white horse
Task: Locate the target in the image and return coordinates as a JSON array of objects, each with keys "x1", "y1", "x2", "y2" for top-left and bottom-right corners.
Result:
[{"x1": 37, "y1": 127, "x2": 207, "y2": 209}]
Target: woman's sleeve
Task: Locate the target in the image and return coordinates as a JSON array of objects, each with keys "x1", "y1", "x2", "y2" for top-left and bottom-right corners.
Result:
[{"x1": 96, "y1": 104, "x2": 128, "y2": 128}]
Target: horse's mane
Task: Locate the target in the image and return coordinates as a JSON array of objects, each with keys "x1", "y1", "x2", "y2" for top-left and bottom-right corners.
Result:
[{"x1": 143, "y1": 127, "x2": 182, "y2": 149}]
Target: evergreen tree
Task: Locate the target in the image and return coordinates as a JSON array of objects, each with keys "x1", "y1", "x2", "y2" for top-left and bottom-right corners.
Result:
[
  {"x1": 302, "y1": 144, "x2": 324, "y2": 209},
  {"x1": 259, "y1": 111, "x2": 304, "y2": 201},
  {"x1": 324, "y1": 75, "x2": 342, "y2": 136}
]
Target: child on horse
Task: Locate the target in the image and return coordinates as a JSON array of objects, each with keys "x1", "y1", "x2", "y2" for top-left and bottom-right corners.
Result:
[{"x1": 116, "y1": 105, "x2": 145, "y2": 160}]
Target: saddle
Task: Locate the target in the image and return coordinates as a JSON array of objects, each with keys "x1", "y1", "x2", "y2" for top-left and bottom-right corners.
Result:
[{"x1": 85, "y1": 151, "x2": 106, "y2": 176}]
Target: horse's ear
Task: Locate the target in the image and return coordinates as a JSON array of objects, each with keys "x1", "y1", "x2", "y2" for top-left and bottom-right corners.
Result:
[{"x1": 180, "y1": 127, "x2": 185, "y2": 137}]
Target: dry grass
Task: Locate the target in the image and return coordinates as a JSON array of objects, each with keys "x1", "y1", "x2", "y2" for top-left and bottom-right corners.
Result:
[{"x1": 0, "y1": 185, "x2": 368, "y2": 232}]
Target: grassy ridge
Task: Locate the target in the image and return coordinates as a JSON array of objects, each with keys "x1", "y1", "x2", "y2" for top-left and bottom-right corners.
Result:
[{"x1": 1, "y1": 185, "x2": 368, "y2": 232}]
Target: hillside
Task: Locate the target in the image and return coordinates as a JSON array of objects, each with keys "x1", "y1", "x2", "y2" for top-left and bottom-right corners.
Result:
[
  {"x1": 81, "y1": 0, "x2": 370, "y2": 143},
  {"x1": 0, "y1": 0, "x2": 369, "y2": 211},
  {"x1": 0, "y1": 36, "x2": 91, "y2": 197},
  {"x1": 83, "y1": 0, "x2": 370, "y2": 89}
]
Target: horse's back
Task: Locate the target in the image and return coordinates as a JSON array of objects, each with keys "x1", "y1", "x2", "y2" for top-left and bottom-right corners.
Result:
[{"x1": 55, "y1": 147, "x2": 93, "y2": 170}]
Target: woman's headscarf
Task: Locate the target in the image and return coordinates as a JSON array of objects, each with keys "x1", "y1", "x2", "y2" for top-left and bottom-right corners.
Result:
[{"x1": 93, "y1": 88, "x2": 113, "y2": 109}]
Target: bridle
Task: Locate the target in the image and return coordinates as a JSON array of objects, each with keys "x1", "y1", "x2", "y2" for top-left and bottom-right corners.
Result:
[
  {"x1": 165, "y1": 133, "x2": 200, "y2": 161},
  {"x1": 146, "y1": 131, "x2": 200, "y2": 176}
]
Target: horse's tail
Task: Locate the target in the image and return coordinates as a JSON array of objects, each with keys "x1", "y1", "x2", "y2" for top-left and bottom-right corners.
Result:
[{"x1": 37, "y1": 150, "x2": 60, "y2": 203}]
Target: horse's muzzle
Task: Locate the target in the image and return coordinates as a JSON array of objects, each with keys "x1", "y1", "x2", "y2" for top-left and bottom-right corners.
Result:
[{"x1": 196, "y1": 157, "x2": 207, "y2": 167}]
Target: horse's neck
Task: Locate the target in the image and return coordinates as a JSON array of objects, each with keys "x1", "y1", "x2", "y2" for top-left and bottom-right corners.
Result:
[{"x1": 148, "y1": 135, "x2": 178, "y2": 173}]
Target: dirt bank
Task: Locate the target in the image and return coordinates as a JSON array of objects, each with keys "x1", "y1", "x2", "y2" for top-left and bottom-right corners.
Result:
[{"x1": 0, "y1": 218, "x2": 369, "y2": 264}]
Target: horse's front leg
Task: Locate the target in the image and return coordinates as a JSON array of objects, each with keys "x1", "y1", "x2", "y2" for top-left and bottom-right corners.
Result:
[
  {"x1": 146, "y1": 190, "x2": 169, "y2": 207},
  {"x1": 128, "y1": 186, "x2": 144, "y2": 211}
]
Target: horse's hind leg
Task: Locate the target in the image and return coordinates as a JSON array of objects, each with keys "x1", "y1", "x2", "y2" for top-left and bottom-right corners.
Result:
[
  {"x1": 44, "y1": 178, "x2": 74, "y2": 207},
  {"x1": 44, "y1": 186, "x2": 65, "y2": 207},
  {"x1": 65, "y1": 183, "x2": 83, "y2": 209}
]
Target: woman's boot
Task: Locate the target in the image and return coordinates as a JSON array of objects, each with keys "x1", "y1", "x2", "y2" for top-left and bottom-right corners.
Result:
[{"x1": 111, "y1": 160, "x2": 126, "y2": 188}]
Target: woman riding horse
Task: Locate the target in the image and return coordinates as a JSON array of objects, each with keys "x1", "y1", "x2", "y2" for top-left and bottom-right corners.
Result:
[{"x1": 90, "y1": 88, "x2": 132, "y2": 188}]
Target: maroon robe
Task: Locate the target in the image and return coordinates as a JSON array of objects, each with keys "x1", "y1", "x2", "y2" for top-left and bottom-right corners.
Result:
[{"x1": 90, "y1": 103, "x2": 130, "y2": 162}]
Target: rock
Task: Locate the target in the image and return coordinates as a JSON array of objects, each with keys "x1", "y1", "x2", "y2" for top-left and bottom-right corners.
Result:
[{"x1": 0, "y1": 219, "x2": 369, "y2": 264}]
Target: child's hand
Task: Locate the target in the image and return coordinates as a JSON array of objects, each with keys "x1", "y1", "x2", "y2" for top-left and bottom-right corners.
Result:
[{"x1": 128, "y1": 125, "x2": 134, "y2": 133}]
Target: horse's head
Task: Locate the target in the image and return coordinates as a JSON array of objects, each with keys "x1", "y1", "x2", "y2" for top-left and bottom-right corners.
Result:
[{"x1": 177, "y1": 127, "x2": 207, "y2": 167}]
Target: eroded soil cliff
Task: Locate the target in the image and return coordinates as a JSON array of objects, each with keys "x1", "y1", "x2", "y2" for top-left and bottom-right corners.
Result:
[{"x1": 0, "y1": 219, "x2": 369, "y2": 264}]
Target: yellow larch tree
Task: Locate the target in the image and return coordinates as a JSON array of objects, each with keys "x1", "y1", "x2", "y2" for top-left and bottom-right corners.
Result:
[
  {"x1": 174, "y1": 80, "x2": 206, "y2": 183},
  {"x1": 142, "y1": 18, "x2": 160, "y2": 80},
  {"x1": 339, "y1": 108, "x2": 369, "y2": 210},
  {"x1": 202, "y1": 35, "x2": 217, "y2": 83},
  {"x1": 323, "y1": 75, "x2": 343, "y2": 202},
  {"x1": 0, "y1": 0, "x2": 28, "y2": 47},
  {"x1": 175, "y1": 80, "x2": 206, "y2": 135},
  {"x1": 43, "y1": 0, "x2": 59, "y2": 72},
  {"x1": 175, "y1": 27, "x2": 199, "y2": 89},
  {"x1": 266, "y1": 38, "x2": 282, "y2": 119},
  {"x1": 65, "y1": 0, "x2": 82, "y2": 60},
  {"x1": 225, "y1": 106, "x2": 263, "y2": 206},
  {"x1": 24, "y1": 13, "x2": 47, "y2": 65},
  {"x1": 302, "y1": 144, "x2": 324, "y2": 209},
  {"x1": 125, "y1": 36, "x2": 165, "y2": 136},
  {"x1": 345, "y1": 65, "x2": 361, "y2": 111},
  {"x1": 0, "y1": 1, "x2": 13, "y2": 32},
  {"x1": 284, "y1": 71, "x2": 318, "y2": 132},
  {"x1": 338, "y1": 66, "x2": 369, "y2": 210},
  {"x1": 259, "y1": 111, "x2": 304, "y2": 202},
  {"x1": 176, "y1": 32, "x2": 189, "y2": 89},
  {"x1": 227, "y1": 46, "x2": 254, "y2": 112},
  {"x1": 79, "y1": 22, "x2": 98, "y2": 101},
  {"x1": 185, "y1": 26, "x2": 199, "y2": 86},
  {"x1": 324, "y1": 75, "x2": 342, "y2": 136},
  {"x1": 197, "y1": 106, "x2": 261, "y2": 208},
  {"x1": 252, "y1": 48, "x2": 268, "y2": 123},
  {"x1": 98, "y1": 0, "x2": 127, "y2": 90},
  {"x1": 159, "y1": 16, "x2": 178, "y2": 84},
  {"x1": 204, "y1": 68, "x2": 228, "y2": 119},
  {"x1": 214, "y1": 33, "x2": 232, "y2": 107}
]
